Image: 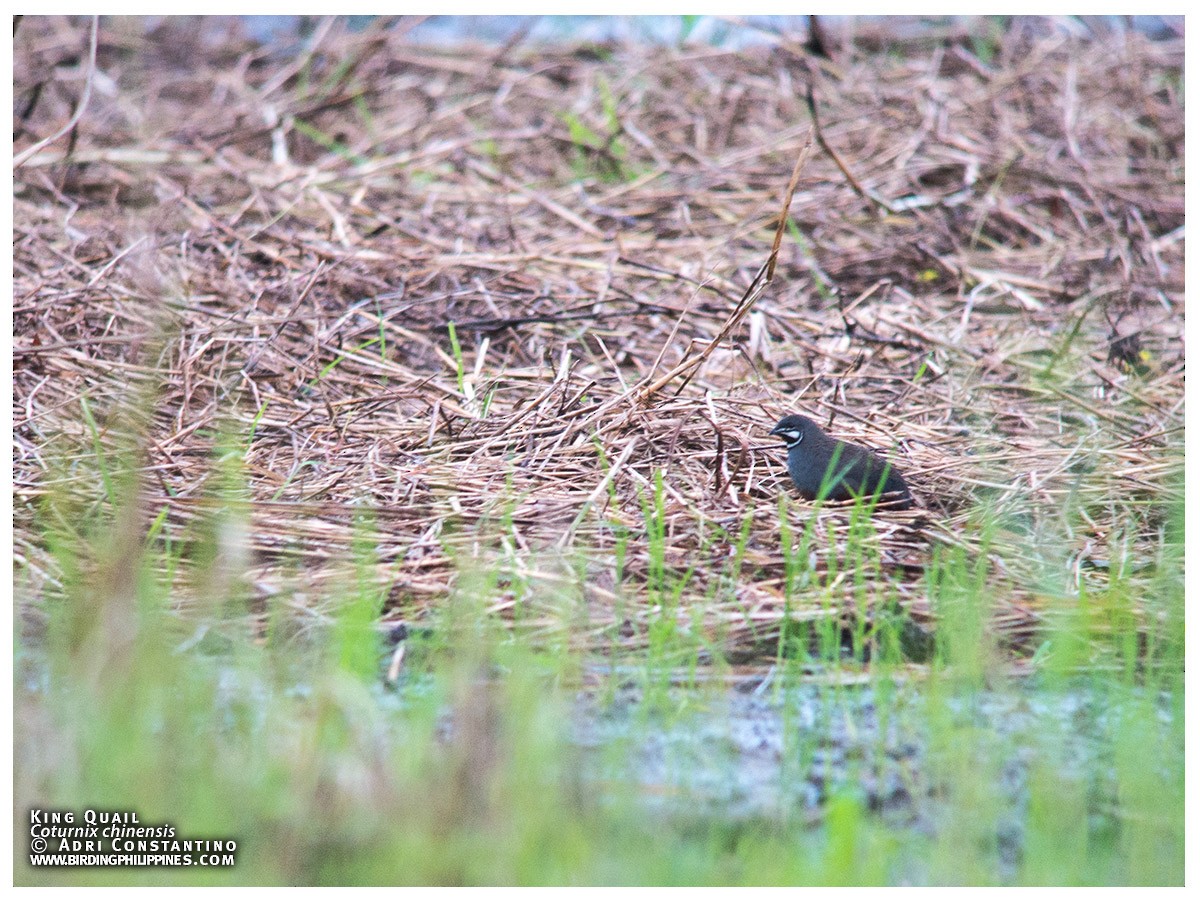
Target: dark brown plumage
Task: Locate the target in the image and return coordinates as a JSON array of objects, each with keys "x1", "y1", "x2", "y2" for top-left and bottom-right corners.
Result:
[{"x1": 770, "y1": 414, "x2": 913, "y2": 509}]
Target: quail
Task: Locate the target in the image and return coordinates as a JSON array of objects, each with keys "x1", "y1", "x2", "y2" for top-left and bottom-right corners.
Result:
[{"x1": 770, "y1": 414, "x2": 913, "y2": 509}]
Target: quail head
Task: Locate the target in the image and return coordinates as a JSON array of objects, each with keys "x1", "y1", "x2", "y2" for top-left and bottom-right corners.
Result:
[{"x1": 770, "y1": 414, "x2": 913, "y2": 509}]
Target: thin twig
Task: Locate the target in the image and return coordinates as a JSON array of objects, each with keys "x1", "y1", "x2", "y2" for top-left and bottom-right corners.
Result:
[{"x1": 14, "y1": 16, "x2": 99, "y2": 169}]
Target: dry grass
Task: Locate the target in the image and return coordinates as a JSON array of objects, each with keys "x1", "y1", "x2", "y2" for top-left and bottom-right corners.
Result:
[{"x1": 13, "y1": 17, "x2": 1184, "y2": 660}]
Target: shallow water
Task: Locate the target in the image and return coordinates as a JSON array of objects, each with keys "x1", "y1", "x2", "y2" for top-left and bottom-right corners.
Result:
[{"x1": 563, "y1": 672, "x2": 1172, "y2": 878}]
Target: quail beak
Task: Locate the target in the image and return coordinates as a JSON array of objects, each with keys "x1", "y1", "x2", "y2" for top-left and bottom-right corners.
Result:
[{"x1": 770, "y1": 423, "x2": 803, "y2": 446}]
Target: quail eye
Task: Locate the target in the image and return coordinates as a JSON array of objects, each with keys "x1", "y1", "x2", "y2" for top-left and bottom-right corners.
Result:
[{"x1": 786, "y1": 430, "x2": 801, "y2": 441}]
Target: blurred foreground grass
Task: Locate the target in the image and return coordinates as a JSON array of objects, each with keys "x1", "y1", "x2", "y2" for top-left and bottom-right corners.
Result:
[{"x1": 14, "y1": 432, "x2": 1183, "y2": 886}]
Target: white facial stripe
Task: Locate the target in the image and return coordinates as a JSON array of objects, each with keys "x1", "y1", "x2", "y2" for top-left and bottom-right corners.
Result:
[{"x1": 787, "y1": 430, "x2": 802, "y2": 443}]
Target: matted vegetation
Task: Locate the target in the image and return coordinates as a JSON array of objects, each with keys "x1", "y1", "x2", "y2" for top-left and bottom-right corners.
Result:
[
  {"x1": 14, "y1": 16, "x2": 1183, "y2": 658},
  {"x1": 13, "y1": 16, "x2": 1184, "y2": 886}
]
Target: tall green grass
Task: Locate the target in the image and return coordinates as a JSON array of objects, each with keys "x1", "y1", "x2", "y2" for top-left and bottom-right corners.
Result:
[{"x1": 13, "y1": 422, "x2": 1183, "y2": 885}]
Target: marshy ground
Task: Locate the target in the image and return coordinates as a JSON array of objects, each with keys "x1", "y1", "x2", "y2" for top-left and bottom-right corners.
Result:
[{"x1": 13, "y1": 15, "x2": 1183, "y2": 885}]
